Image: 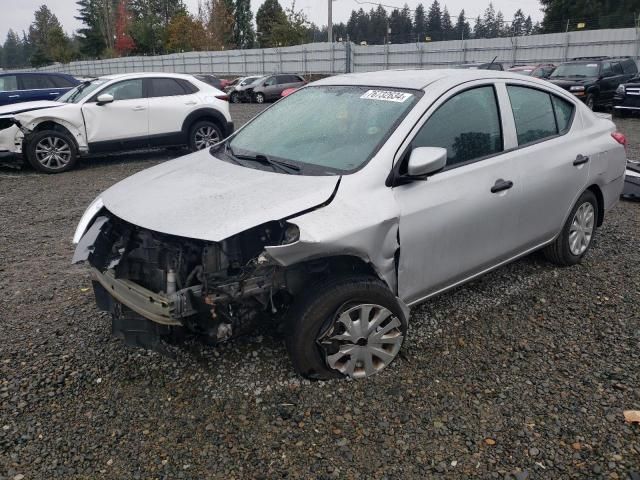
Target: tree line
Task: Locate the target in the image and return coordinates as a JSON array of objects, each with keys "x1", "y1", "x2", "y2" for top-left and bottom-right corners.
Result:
[{"x1": 1, "y1": 0, "x2": 636, "y2": 69}]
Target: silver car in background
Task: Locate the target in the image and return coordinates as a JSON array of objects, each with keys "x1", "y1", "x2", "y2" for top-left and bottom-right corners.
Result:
[{"x1": 73, "y1": 70, "x2": 627, "y2": 380}]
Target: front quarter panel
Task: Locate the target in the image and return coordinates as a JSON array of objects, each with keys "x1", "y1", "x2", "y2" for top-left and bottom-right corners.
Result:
[{"x1": 16, "y1": 105, "x2": 87, "y2": 150}]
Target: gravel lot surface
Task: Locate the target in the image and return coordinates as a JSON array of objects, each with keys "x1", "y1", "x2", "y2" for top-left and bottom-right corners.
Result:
[{"x1": 0, "y1": 105, "x2": 639, "y2": 479}]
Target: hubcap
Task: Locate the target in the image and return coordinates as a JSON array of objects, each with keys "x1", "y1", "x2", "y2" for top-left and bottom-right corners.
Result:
[
  {"x1": 194, "y1": 126, "x2": 220, "y2": 150},
  {"x1": 319, "y1": 304, "x2": 404, "y2": 379},
  {"x1": 569, "y1": 202, "x2": 595, "y2": 256},
  {"x1": 256, "y1": 95, "x2": 264, "y2": 103},
  {"x1": 35, "y1": 136, "x2": 71, "y2": 169}
]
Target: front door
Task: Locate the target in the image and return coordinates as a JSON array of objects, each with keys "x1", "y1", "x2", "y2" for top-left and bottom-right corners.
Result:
[
  {"x1": 81, "y1": 78, "x2": 149, "y2": 151},
  {"x1": 394, "y1": 84, "x2": 522, "y2": 305}
]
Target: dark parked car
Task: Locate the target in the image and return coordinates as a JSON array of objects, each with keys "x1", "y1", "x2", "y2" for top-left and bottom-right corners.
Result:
[
  {"x1": 613, "y1": 76, "x2": 640, "y2": 116},
  {"x1": 531, "y1": 64, "x2": 556, "y2": 79},
  {"x1": 548, "y1": 57, "x2": 638, "y2": 110},
  {"x1": 244, "y1": 74, "x2": 306, "y2": 104},
  {"x1": 0, "y1": 72, "x2": 80, "y2": 106}
]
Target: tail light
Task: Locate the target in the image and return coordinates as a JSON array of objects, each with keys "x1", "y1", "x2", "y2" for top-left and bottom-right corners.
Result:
[
  {"x1": 215, "y1": 94, "x2": 229, "y2": 102},
  {"x1": 612, "y1": 132, "x2": 627, "y2": 152}
]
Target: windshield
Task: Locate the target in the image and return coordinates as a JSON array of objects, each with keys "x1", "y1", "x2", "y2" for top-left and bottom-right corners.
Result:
[
  {"x1": 228, "y1": 85, "x2": 420, "y2": 174},
  {"x1": 242, "y1": 76, "x2": 261, "y2": 86},
  {"x1": 551, "y1": 63, "x2": 600, "y2": 78},
  {"x1": 57, "y1": 79, "x2": 108, "y2": 103}
]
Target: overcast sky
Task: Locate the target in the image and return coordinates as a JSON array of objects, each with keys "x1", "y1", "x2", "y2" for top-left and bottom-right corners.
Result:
[{"x1": 1, "y1": 0, "x2": 543, "y2": 41}]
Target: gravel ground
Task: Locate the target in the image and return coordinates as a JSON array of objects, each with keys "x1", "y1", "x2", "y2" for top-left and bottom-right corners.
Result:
[{"x1": 0, "y1": 105, "x2": 639, "y2": 480}]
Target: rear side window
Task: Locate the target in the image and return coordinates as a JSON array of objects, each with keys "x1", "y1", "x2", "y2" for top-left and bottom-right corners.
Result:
[
  {"x1": 0, "y1": 75, "x2": 18, "y2": 92},
  {"x1": 552, "y1": 96, "x2": 575, "y2": 134},
  {"x1": 412, "y1": 85, "x2": 503, "y2": 167},
  {"x1": 507, "y1": 86, "x2": 557, "y2": 145},
  {"x1": 622, "y1": 59, "x2": 638, "y2": 74},
  {"x1": 612, "y1": 62, "x2": 623, "y2": 75},
  {"x1": 48, "y1": 75, "x2": 76, "y2": 88},
  {"x1": 178, "y1": 79, "x2": 198, "y2": 94},
  {"x1": 150, "y1": 78, "x2": 189, "y2": 97},
  {"x1": 21, "y1": 74, "x2": 54, "y2": 89}
]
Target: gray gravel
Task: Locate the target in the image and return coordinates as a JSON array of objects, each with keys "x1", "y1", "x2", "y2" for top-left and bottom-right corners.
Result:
[{"x1": 0, "y1": 105, "x2": 639, "y2": 479}]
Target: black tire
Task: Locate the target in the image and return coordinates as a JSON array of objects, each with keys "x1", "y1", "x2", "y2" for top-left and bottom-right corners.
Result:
[
  {"x1": 188, "y1": 120, "x2": 223, "y2": 151},
  {"x1": 254, "y1": 93, "x2": 265, "y2": 104},
  {"x1": 285, "y1": 275, "x2": 407, "y2": 380},
  {"x1": 230, "y1": 92, "x2": 240, "y2": 104},
  {"x1": 25, "y1": 129, "x2": 78, "y2": 174},
  {"x1": 543, "y1": 190, "x2": 599, "y2": 267},
  {"x1": 585, "y1": 93, "x2": 596, "y2": 111}
]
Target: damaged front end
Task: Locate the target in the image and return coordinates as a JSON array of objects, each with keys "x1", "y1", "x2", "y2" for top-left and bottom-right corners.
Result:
[{"x1": 73, "y1": 210, "x2": 295, "y2": 350}]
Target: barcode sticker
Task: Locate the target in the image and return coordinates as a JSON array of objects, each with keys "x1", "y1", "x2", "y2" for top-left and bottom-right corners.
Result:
[{"x1": 360, "y1": 90, "x2": 413, "y2": 102}]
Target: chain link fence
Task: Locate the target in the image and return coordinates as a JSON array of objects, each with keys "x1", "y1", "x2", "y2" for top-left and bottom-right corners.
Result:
[{"x1": 9, "y1": 28, "x2": 640, "y2": 77}]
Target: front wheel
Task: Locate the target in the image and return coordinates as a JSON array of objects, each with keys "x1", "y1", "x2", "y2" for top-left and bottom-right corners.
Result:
[
  {"x1": 230, "y1": 92, "x2": 240, "y2": 104},
  {"x1": 285, "y1": 276, "x2": 407, "y2": 380},
  {"x1": 544, "y1": 190, "x2": 598, "y2": 266},
  {"x1": 585, "y1": 94, "x2": 596, "y2": 111},
  {"x1": 189, "y1": 120, "x2": 222, "y2": 151},
  {"x1": 254, "y1": 93, "x2": 265, "y2": 104},
  {"x1": 25, "y1": 130, "x2": 78, "y2": 174}
]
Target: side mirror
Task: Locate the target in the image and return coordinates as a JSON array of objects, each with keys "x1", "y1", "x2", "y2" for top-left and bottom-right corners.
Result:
[
  {"x1": 407, "y1": 147, "x2": 448, "y2": 177},
  {"x1": 96, "y1": 93, "x2": 114, "y2": 105}
]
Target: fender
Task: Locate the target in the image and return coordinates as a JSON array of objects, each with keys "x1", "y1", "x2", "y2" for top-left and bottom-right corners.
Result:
[
  {"x1": 14, "y1": 110, "x2": 88, "y2": 153},
  {"x1": 181, "y1": 108, "x2": 233, "y2": 138}
]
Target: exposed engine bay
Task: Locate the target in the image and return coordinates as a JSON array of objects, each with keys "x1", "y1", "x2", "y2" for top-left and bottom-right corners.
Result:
[{"x1": 73, "y1": 210, "x2": 302, "y2": 350}]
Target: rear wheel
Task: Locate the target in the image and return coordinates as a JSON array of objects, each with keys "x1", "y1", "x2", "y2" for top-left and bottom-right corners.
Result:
[
  {"x1": 585, "y1": 93, "x2": 596, "y2": 111},
  {"x1": 189, "y1": 120, "x2": 222, "y2": 151},
  {"x1": 25, "y1": 130, "x2": 78, "y2": 173},
  {"x1": 230, "y1": 92, "x2": 240, "y2": 104},
  {"x1": 285, "y1": 275, "x2": 407, "y2": 380},
  {"x1": 544, "y1": 190, "x2": 598, "y2": 266}
]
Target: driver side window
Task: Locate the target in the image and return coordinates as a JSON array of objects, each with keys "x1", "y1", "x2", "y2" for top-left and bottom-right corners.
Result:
[
  {"x1": 411, "y1": 86, "x2": 503, "y2": 167},
  {"x1": 97, "y1": 79, "x2": 144, "y2": 101}
]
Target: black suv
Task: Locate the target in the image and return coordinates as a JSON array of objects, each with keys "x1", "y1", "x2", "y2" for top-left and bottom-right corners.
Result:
[{"x1": 548, "y1": 57, "x2": 638, "y2": 110}]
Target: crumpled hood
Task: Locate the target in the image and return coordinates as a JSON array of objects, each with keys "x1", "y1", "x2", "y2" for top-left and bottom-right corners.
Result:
[
  {"x1": 101, "y1": 150, "x2": 340, "y2": 242},
  {"x1": 0, "y1": 100, "x2": 64, "y2": 117}
]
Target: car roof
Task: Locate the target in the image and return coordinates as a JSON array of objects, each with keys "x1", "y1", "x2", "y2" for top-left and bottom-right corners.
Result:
[
  {"x1": 0, "y1": 71, "x2": 73, "y2": 77},
  {"x1": 98, "y1": 72, "x2": 199, "y2": 81},
  {"x1": 313, "y1": 69, "x2": 556, "y2": 91}
]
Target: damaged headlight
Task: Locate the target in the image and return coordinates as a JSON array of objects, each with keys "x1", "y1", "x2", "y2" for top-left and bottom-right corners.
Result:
[{"x1": 72, "y1": 196, "x2": 104, "y2": 244}]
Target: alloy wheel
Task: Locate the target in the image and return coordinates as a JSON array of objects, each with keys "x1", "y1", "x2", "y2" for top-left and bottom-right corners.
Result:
[
  {"x1": 193, "y1": 125, "x2": 220, "y2": 150},
  {"x1": 34, "y1": 136, "x2": 72, "y2": 170},
  {"x1": 319, "y1": 303, "x2": 404, "y2": 379},
  {"x1": 255, "y1": 94, "x2": 265, "y2": 104},
  {"x1": 569, "y1": 202, "x2": 595, "y2": 256}
]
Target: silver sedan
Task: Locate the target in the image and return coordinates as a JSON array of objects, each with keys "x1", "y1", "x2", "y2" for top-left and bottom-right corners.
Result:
[{"x1": 73, "y1": 70, "x2": 627, "y2": 380}]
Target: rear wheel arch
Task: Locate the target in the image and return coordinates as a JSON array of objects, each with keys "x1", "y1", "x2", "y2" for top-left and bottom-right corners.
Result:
[
  {"x1": 182, "y1": 109, "x2": 229, "y2": 139},
  {"x1": 586, "y1": 184, "x2": 605, "y2": 227}
]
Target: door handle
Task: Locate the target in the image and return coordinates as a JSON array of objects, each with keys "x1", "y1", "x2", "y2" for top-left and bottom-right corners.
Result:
[
  {"x1": 491, "y1": 179, "x2": 514, "y2": 193},
  {"x1": 8, "y1": 95, "x2": 20, "y2": 98},
  {"x1": 573, "y1": 154, "x2": 590, "y2": 166},
  {"x1": 49, "y1": 92, "x2": 59, "y2": 95},
  {"x1": 132, "y1": 106, "x2": 146, "y2": 111}
]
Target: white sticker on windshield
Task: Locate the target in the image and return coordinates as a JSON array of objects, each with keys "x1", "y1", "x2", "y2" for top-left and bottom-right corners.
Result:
[
  {"x1": 361, "y1": 90, "x2": 413, "y2": 102},
  {"x1": 587, "y1": 64, "x2": 598, "y2": 67}
]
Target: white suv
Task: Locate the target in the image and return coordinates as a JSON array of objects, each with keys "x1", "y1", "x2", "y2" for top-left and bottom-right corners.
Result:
[{"x1": 0, "y1": 73, "x2": 233, "y2": 173}]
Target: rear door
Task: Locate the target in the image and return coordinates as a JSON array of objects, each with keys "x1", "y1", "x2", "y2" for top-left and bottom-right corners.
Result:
[
  {"x1": 147, "y1": 77, "x2": 198, "y2": 144},
  {"x1": 81, "y1": 78, "x2": 149, "y2": 151},
  {"x1": 0, "y1": 75, "x2": 19, "y2": 105},
  {"x1": 503, "y1": 84, "x2": 589, "y2": 248},
  {"x1": 600, "y1": 62, "x2": 623, "y2": 102}
]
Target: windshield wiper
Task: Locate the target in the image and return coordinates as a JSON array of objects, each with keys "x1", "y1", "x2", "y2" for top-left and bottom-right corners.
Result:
[{"x1": 230, "y1": 147, "x2": 301, "y2": 174}]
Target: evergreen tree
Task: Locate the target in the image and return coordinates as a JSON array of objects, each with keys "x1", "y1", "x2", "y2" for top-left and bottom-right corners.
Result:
[
  {"x1": 426, "y1": 0, "x2": 443, "y2": 41},
  {"x1": 368, "y1": 6, "x2": 386, "y2": 44},
  {"x1": 255, "y1": 0, "x2": 286, "y2": 47},
  {"x1": 473, "y1": 15, "x2": 485, "y2": 38},
  {"x1": 2, "y1": 30, "x2": 22, "y2": 68},
  {"x1": 413, "y1": 4, "x2": 426, "y2": 42},
  {"x1": 441, "y1": 6, "x2": 453, "y2": 40},
  {"x1": 29, "y1": 5, "x2": 73, "y2": 66},
  {"x1": 512, "y1": 8, "x2": 527, "y2": 36},
  {"x1": 524, "y1": 16, "x2": 533, "y2": 35},
  {"x1": 76, "y1": 0, "x2": 107, "y2": 57},
  {"x1": 455, "y1": 9, "x2": 471, "y2": 40},
  {"x1": 234, "y1": 0, "x2": 255, "y2": 48}
]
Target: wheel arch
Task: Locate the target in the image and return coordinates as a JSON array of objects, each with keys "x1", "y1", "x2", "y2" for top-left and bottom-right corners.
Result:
[
  {"x1": 586, "y1": 184, "x2": 605, "y2": 227},
  {"x1": 26, "y1": 120, "x2": 82, "y2": 151},
  {"x1": 182, "y1": 108, "x2": 231, "y2": 138}
]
